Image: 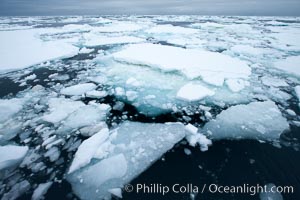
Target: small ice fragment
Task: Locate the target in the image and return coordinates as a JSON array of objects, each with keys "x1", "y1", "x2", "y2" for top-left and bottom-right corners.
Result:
[
  {"x1": 177, "y1": 83, "x2": 215, "y2": 101},
  {"x1": 61, "y1": 83, "x2": 97, "y2": 96},
  {"x1": 32, "y1": 182, "x2": 53, "y2": 200},
  {"x1": 86, "y1": 90, "x2": 108, "y2": 99},
  {"x1": 108, "y1": 188, "x2": 123, "y2": 198}
]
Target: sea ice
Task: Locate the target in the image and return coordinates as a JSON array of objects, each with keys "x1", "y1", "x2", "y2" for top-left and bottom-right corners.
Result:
[
  {"x1": 273, "y1": 56, "x2": 300, "y2": 77},
  {"x1": 68, "y1": 128, "x2": 110, "y2": 174},
  {"x1": 60, "y1": 83, "x2": 97, "y2": 96},
  {"x1": 85, "y1": 90, "x2": 108, "y2": 99},
  {"x1": 261, "y1": 76, "x2": 289, "y2": 87},
  {"x1": 67, "y1": 121, "x2": 187, "y2": 200},
  {"x1": 92, "y1": 22, "x2": 143, "y2": 33},
  {"x1": 0, "y1": 29, "x2": 78, "y2": 72},
  {"x1": 146, "y1": 25, "x2": 198, "y2": 34},
  {"x1": 203, "y1": 101, "x2": 289, "y2": 141},
  {"x1": 31, "y1": 182, "x2": 53, "y2": 200},
  {"x1": 259, "y1": 183, "x2": 283, "y2": 200},
  {"x1": 0, "y1": 145, "x2": 28, "y2": 170},
  {"x1": 58, "y1": 103, "x2": 110, "y2": 133},
  {"x1": 113, "y1": 43, "x2": 251, "y2": 86},
  {"x1": 176, "y1": 83, "x2": 215, "y2": 101},
  {"x1": 84, "y1": 35, "x2": 144, "y2": 47},
  {"x1": 225, "y1": 79, "x2": 249, "y2": 92},
  {"x1": 42, "y1": 98, "x2": 85, "y2": 124},
  {"x1": 0, "y1": 98, "x2": 24, "y2": 123}
]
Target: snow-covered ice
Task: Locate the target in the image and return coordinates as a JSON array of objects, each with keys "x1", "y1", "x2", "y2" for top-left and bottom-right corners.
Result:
[
  {"x1": 113, "y1": 43, "x2": 251, "y2": 85},
  {"x1": 0, "y1": 29, "x2": 78, "y2": 72},
  {"x1": 176, "y1": 83, "x2": 215, "y2": 101}
]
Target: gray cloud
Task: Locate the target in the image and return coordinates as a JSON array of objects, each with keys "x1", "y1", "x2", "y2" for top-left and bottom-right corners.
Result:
[{"x1": 0, "y1": 0, "x2": 299, "y2": 16}]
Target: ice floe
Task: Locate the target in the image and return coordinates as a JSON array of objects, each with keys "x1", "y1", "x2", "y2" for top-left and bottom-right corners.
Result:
[
  {"x1": 273, "y1": 56, "x2": 300, "y2": 77},
  {"x1": 67, "y1": 121, "x2": 187, "y2": 200},
  {"x1": 31, "y1": 182, "x2": 53, "y2": 200},
  {"x1": 60, "y1": 83, "x2": 97, "y2": 96},
  {"x1": 84, "y1": 35, "x2": 145, "y2": 47},
  {"x1": 42, "y1": 98, "x2": 85, "y2": 124},
  {"x1": 176, "y1": 83, "x2": 215, "y2": 101},
  {"x1": 0, "y1": 98, "x2": 24, "y2": 123},
  {"x1": 0, "y1": 29, "x2": 78, "y2": 72},
  {"x1": 0, "y1": 145, "x2": 28, "y2": 170},
  {"x1": 112, "y1": 43, "x2": 251, "y2": 86},
  {"x1": 203, "y1": 101, "x2": 289, "y2": 141}
]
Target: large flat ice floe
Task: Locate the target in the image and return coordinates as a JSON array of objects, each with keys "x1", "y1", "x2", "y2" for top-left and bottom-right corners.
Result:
[
  {"x1": 67, "y1": 122, "x2": 187, "y2": 200},
  {"x1": 0, "y1": 29, "x2": 78, "y2": 72},
  {"x1": 203, "y1": 101, "x2": 289, "y2": 141},
  {"x1": 112, "y1": 43, "x2": 251, "y2": 86}
]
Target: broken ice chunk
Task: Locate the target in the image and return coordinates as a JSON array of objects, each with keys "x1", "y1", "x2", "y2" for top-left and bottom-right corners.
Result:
[
  {"x1": 108, "y1": 188, "x2": 123, "y2": 198},
  {"x1": 69, "y1": 128, "x2": 110, "y2": 174},
  {"x1": 58, "y1": 104, "x2": 110, "y2": 133},
  {"x1": 31, "y1": 182, "x2": 53, "y2": 200},
  {"x1": 261, "y1": 76, "x2": 288, "y2": 87},
  {"x1": 185, "y1": 123, "x2": 198, "y2": 135},
  {"x1": 0, "y1": 98, "x2": 24, "y2": 123},
  {"x1": 79, "y1": 47, "x2": 94, "y2": 54},
  {"x1": 225, "y1": 79, "x2": 249, "y2": 92},
  {"x1": 203, "y1": 101, "x2": 289, "y2": 141},
  {"x1": 67, "y1": 122, "x2": 187, "y2": 200},
  {"x1": 176, "y1": 83, "x2": 215, "y2": 102},
  {"x1": 42, "y1": 98, "x2": 85, "y2": 124},
  {"x1": 0, "y1": 145, "x2": 28, "y2": 170},
  {"x1": 24, "y1": 73, "x2": 37, "y2": 81},
  {"x1": 60, "y1": 83, "x2": 97, "y2": 96},
  {"x1": 2, "y1": 180, "x2": 30, "y2": 200},
  {"x1": 85, "y1": 90, "x2": 108, "y2": 99},
  {"x1": 44, "y1": 147, "x2": 60, "y2": 162},
  {"x1": 259, "y1": 183, "x2": 283, "y2": 200}
]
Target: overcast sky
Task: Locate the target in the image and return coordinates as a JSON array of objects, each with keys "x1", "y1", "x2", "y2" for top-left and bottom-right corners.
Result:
[{"x1": 0, "y1": 0, "x2": 299, "y2": 16}]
